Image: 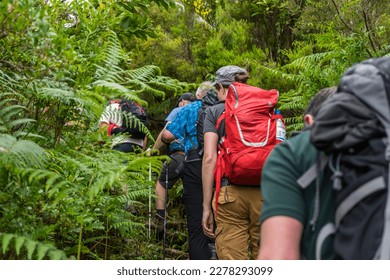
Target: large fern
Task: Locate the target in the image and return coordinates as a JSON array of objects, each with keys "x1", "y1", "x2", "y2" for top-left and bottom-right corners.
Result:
[
  {"x1": 0, "y1": 93, "x2": 40, "y2": 139},
  {"x1": 0, "y1": 233, "x2": 68, "y2": 260},
  {"x1": 0, "y1": 134, "x2": 46, "y2": 169}
]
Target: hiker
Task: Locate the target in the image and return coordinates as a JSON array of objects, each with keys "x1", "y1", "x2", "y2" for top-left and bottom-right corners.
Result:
[
  {"x1": 152, "y1": 92, "x2": 195, "y2": 239},
  {"x1": 161, "y1": 81, "x2": 216, "y2": 260},
  {"x1": 201, "y1": 65, "x2": 282, "y2": 260},
  {"x1": 256, "y1": 86, "x2": 336, "y2": 260},
  {"x1": 99, "y1": 98, "x2": 148, "y2": 153}
]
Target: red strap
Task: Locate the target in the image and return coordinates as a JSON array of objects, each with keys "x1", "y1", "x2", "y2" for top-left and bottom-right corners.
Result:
[
  {"x1": 213, "y1": 146, "x2": 226, "y2": 215},
  {"x1": 107, "y1": 123, "x2": 118, "y2": 136}
]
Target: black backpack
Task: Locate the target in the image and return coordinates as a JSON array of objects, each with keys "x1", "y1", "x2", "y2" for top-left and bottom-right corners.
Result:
[
  {"x1": 116, "y1": 99, "x2": 148, "y2": 139},
  {"x1": 308, "y1": 57, "x2": 390, "y2": 259},
  {"x1": 196, "y1": 89, "x2": 219, "y2": 154}
]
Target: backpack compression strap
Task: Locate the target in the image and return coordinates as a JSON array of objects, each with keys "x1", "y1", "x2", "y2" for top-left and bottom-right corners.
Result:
[{"x1": 212, "y1": 112, "x2": 226, "y2": 215}]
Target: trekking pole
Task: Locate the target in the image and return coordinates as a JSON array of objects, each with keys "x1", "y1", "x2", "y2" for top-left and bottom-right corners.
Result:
[
  {"x1": 148, "y1": 162, "x2": 152, "y2": 240},
  {"x1": 163, "y1": 162, "x2": 168, "y2": 260}
]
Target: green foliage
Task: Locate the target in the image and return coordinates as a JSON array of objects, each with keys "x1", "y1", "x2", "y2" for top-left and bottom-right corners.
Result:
[
  {"x1": 0, "y1": 0, "x2": 188, "y2": 260},
  {"x1": 263, "y1": 30, "x2": 378, "y2": 134},
  {"x1": 1, "y1": 233, "x2": 67, "y2": 260},
  {"x1": 2, "y1": 0, "x2": 390, "y2": 261}
]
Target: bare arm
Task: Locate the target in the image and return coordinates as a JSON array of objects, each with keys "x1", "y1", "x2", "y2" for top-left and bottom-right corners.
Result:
[
  {"x1": 202, "y1": 131, "x2": 219, "y2": 238},
  {"x1": 99, "y1": 121, "x2": 108, "y2": 128},
  {"x1": 161, "y1": 128, "x2": 176, "y2": 144},
  {"x1": 152, "y1": 123, "x2": 169, "y2": 155},
  {"x1": 143, "y1": 135, "x2": 148, "y2": 150},
  {"x1": 257, "y1": 216, "x2": 303, "y2": 260}
]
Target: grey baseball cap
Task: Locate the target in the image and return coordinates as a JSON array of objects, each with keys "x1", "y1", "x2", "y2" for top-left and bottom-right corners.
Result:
[{"x1": 213, "y1": 65, "x2": 248, "y2": 86}]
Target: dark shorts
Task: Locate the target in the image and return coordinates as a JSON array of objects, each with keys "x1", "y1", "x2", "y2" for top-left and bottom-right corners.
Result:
[
  {"x1": 113, "y1": 143, "x2": 143, "y2": 153},
  {"x1": 158, "y1": 151, "x2": 185, "y2": 189}
]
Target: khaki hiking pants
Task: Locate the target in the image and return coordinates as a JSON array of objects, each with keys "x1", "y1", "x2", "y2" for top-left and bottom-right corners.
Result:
[{"x1": 212, "y1": 184, "x2": 262, "y2": 260}]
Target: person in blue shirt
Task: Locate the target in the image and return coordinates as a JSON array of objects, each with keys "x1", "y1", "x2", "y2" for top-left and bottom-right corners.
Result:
[
  {"x1": 152, "y1": 93, "x2": 195, "y2": 239},
  {"x1": 162, "y1": 81, "x2": 215, "y2": 260}
]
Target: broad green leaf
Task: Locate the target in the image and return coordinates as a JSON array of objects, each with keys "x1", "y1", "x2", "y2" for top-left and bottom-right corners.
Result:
[
  {"x1": 36, "y1": 244, "x2": 51, "y2": 260},
  {"x1": 15, "y1": 236, "x2": 25, "y2": 256},
  {"x1": 1, "y1": 234, "x2": 14, "y2": 254},
  {"x1": 25, "y1": 239, "x2": 37, "y2": 260}
]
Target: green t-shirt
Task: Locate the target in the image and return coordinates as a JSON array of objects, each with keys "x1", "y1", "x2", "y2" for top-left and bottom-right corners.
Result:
[{"x1": 260, "y1": 130, "x2": 336, "y2": 260}]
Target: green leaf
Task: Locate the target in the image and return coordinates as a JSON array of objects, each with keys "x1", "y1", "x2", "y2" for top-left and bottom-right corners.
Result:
[
  {"x1": 47, "y1": 250, "x2": 66, "y2": 260},
  {"x1": 1, "y1": 234, "x2": 14, "y2": 254},
  {"x1": 36, "y1": 244, "x2": 51, "y2": 260},
  {"x1": 15, "y1": 236, "x2": 25, "y2": 256},
  {"x1": 25, "y1": 239, "x2": 37, "y2": 260}
]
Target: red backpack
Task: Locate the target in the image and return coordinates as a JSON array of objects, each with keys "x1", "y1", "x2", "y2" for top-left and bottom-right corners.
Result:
[{"x1": 214, "y1": 82, "x2": 284, "y2": 211}]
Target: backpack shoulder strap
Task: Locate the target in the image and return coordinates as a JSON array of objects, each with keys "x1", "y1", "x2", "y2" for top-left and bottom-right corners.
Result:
[
  {"x1": 297, "y1": 154, "x2": 328, "y2": 189},
  {"x1": 216, "y1": 111, "x2": 225, "y2": 130}
]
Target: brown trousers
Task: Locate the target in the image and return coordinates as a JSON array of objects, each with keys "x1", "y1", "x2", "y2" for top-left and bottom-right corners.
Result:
[{"x1": 212, "y1": 185, "x2": 262, "y2": 260}]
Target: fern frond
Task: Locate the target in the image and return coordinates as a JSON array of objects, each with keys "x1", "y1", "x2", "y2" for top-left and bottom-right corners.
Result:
[
  {"x1": 20, "y1": 167, "x2": 71, "y2": 196},
  {"x1": 117, "y1": 188, "x2": 152, "y2": 205},
  {"x1": 87, "y1": 165, "x2": 128, "y2": 199},
  {"x1": 286, "y1": 123, "x2": 305, "y2": 135},
  {"x1": 37, "y1": 87, "x2": 84, "y2": 107},
  {"x1": 257, "y1": 65, "x2": 305, "y2": 84},
  {"x1": 278, "y1": 95, "x2": 305, "y2": 111},
  {"x1": 94, "y1": 64, "x2": 126, "y2": 83},
  {"x1": 0, "y1": 70, "x2": 18, "y2": 92},
  {"x1": 126, "y1": 80, "x2": 166, "y2": 100},
  {"x1": 92, "y1": 80, "x2": 131, "y2": 95},
  {"x1": 0, "y1": 134, "x2": 46, "y2": 169},
  {"x1": 126, "y1": 65, "x2": 162, "y2": 82},
  {"x1": 111, "y1": 220, "x2": 145, "y2": 231},
  {"x1": 121, "y1": 112, "x2": 154, "y2": 142},
  {"x1": 285, "y1": 51, "x2": 335, "y2": 71},
  {"x1": 284, "y1": 116, "x2": 304, "y2": 125},
  {"x1": 0, "y1": 233, "x2": 67, "y2": 260},
  {"x1": 94, "y1": 31, "x2": 125, "y2": 81},
  {"x1": 0, "y1": 93, "x2": 37, "y2": 137},
  {"x1": 149, "y1": 75, "x2": 190, "y2": 93}
]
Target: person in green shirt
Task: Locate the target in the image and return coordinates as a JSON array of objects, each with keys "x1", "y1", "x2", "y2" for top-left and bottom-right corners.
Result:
[{"x1": 257, "y1": 87, "x2": 337, "y2": 260}]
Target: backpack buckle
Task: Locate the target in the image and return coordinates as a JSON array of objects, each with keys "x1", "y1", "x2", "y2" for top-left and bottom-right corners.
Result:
[{"x1": 385, "y1": 145, "x2": 390, "y2": 161}]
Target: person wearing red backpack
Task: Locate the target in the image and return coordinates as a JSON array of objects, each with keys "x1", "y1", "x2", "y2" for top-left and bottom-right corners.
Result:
[{"x1": 202, "y1": 66, "x2": 284, "y2": 260}]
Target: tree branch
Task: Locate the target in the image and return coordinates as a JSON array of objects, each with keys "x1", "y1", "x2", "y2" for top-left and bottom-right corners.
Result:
[
  {"x1": 0, "y1": 60, "x2": 23, "y2": 72},
  {"x1": 330, "y1": 0, "x2": 355, "y2": 33},
  {"x1": 362, "y1": 10, "x2": 377, "y2": 55}
]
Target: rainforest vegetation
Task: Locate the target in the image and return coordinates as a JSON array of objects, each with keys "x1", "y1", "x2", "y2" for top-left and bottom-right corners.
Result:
[{"x1": 1, "y1": 0, "x2": 390, "y2": 260}]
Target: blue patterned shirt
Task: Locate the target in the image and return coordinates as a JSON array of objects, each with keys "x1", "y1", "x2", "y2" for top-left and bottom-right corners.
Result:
[
  {"x1": 166, "y1": 100, "x2": 202, "y2": 153},
  {"x1": 165, "y1": 107, "x2": 184, "y2": 153}
]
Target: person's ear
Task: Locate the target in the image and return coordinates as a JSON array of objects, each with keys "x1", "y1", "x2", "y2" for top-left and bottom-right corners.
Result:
[{"x1": 304, "y1": 114, "x2": 315, "y2": 126}]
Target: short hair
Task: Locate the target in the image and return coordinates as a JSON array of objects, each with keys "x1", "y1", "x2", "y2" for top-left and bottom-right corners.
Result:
[
  {"x1": 196, "y1": 81, "x2": 214, "y2": 98},
  {"x1": 304, "y1": 87, "x2": 337, "y2": 117}
]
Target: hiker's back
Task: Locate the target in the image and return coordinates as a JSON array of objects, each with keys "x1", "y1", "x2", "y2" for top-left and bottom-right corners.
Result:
[
  {"x1": 311, "y1": 57, "x2": 390, "y2": 259},
  {"x1": 276, "y1": 130, "x2": 335, "y2": 260},
  {"x1": 99, "y1": 98, "x2": 148, "y2": 152},
  {"x1": 117, "y1": 99, "x2": 148, "y2": 139}
]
